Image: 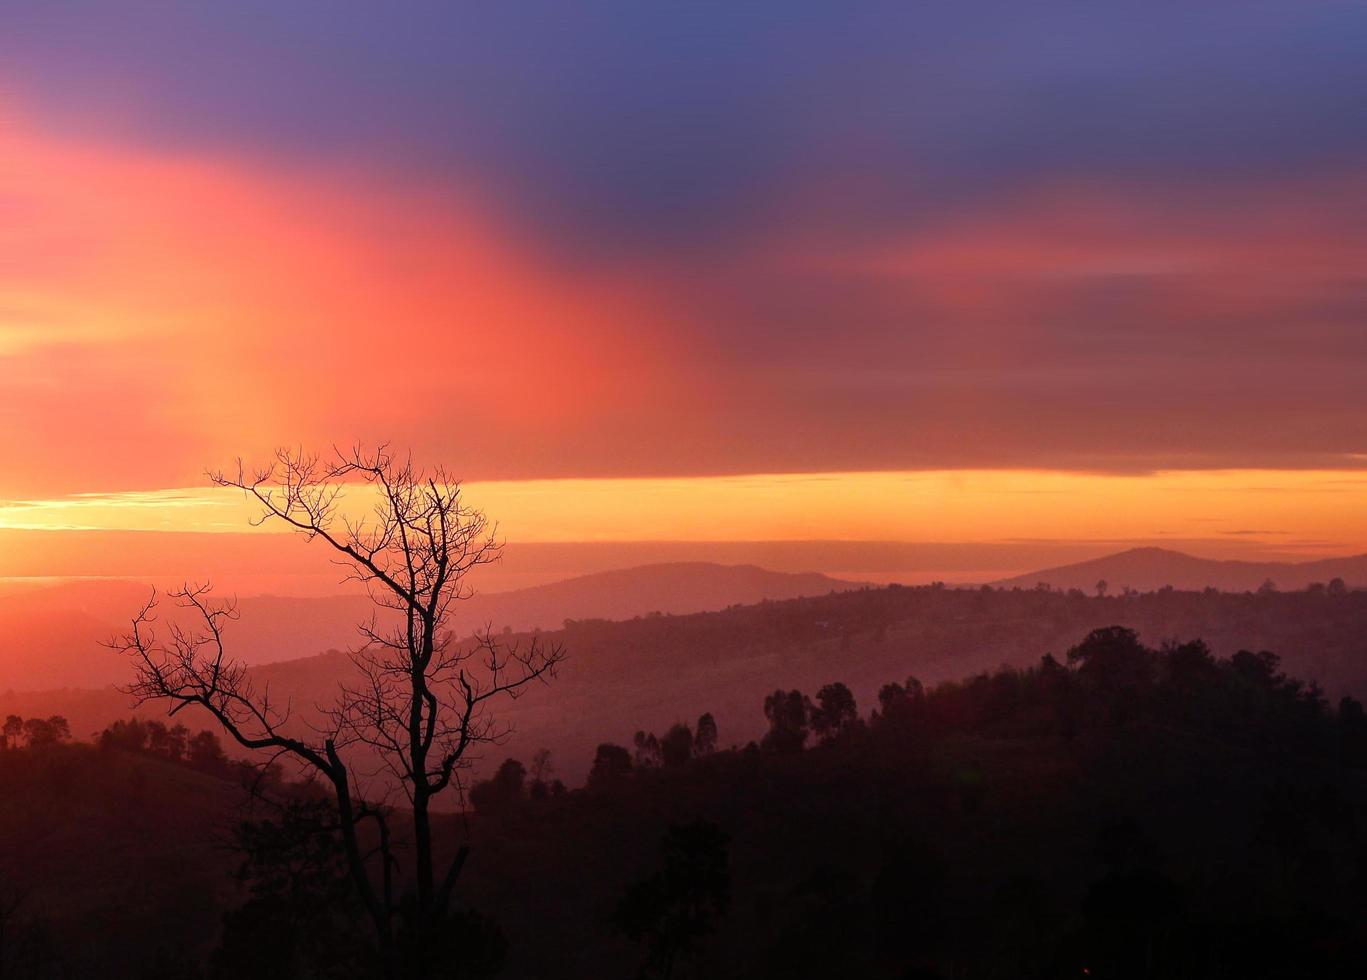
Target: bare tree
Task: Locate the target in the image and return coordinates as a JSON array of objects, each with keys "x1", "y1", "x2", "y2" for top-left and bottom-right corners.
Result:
[{"x1": 108, "y1": 445, "x2": 564, "y2": 978}]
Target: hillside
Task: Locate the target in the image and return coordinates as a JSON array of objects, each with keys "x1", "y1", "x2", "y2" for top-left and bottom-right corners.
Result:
[
  {"x1": 9, "y1": 584, "x2": 1367, "y2": 787},
  {"x1": 995, "y1": 546, "x2": 1367, "y2": 593},
  {"x1": 0, "y1": 563, "x2": 859, "y2": 691},
  {"x1": 450, "y1": 562, "x2": 861, "y2": 632},
  {"x1": 0, "y1": 742, "x2": 247, "y2": 976},
  {"x1": 7, "y1": 632, "x2": 1367, "y2": 978}
]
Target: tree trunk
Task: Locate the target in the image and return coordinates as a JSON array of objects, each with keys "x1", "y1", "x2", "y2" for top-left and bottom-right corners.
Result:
[
  {"x1": 326, "y1": 745, "x2": 395, "y2": 979},
  {"x1": 411, "y1": 787, "x2": 436, "y2": 976}
]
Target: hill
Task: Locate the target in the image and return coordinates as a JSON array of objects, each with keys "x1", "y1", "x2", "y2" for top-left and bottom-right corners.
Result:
[
  {"x1": 994, "y1": 546, "x2": 1367, "y2": 593},
  {"x1": 450, "y1": 562, "x2": 861, "y2": 633},
  {"x1": 7, "y1": 630, "x2": 1367, "y2": 978},
  {"x1": 0, "y1": 563, "x2": 860, "y2": 691},
  {"x1": 0, "y1": 741, "x2": 247, "y2": 976},
  {"x1": 9, "y1": 583, "x2": 1367, "y2": 787}
]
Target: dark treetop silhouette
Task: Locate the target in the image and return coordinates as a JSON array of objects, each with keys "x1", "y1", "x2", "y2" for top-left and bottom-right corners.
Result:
[
  {"x1": 6, "y1": 613, "x2": 1367, "y2": 976},
  {"x1": 108, "y1": 445, "x2": 564, "y2": 980}
]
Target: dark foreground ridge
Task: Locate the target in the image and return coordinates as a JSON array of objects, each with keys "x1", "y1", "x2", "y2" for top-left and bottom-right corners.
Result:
[{"x1": 4, "y1": 625, "x2": 1367, "y2": 978}]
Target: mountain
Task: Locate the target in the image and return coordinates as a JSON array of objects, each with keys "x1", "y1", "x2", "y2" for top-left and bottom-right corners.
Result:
[
  {"x1": 0, "y1": 563, "x2": 860, "y2": 690},
  {"x1": 993, "y1": 546, "x2": 1367, "y2": 593},
  {"x1": 449, "y1": 562, "x2": 862, "y2": 632}
]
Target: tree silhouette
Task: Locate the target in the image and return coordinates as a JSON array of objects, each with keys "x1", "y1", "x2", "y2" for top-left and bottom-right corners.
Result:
[
  {"x1": 147, "y1": 720, "x2": 188, "y2": 759},
  {"x1": 19, "y1": 717, "x2": 69, "y2": 747},
  {"x1": 528, "y1": 748, "x2": 555, "y2": 799},
  {"x1": 1230, "y1": 648, "x2": 1285, "y2": 689},
  {"x1": 761, "y1": 690, "x2": 811, "y2": 753},
  {"x1": 0, "y1": 716, "x2": 20, "y2": 751},
  {"x1": 214, "y1": 800, "x2": 375, "y2": 980},
  {"x1": 659, "y1": 724, "x2": 694, "y2": 769},
  {"x1": 616, "y1": 820, "x2": 730, "y2": 979},
  {"x1": 98, "y1": 718, "x2": 150, "y2": 753},
  {"x1": 693, "y1": 713, "x2": 718, "y2": 757},
  {"x1": 109, "y1": 445, "x2": 564, "y2": 979},
  {"x1": 874, "y1": 677, "x2": 924, "y2": 728},
  {"x1": 469, "y1": 759, "x2": 526, "y2": 814},
  {"x1": 186, "y1": 729, "x2": 230, "y2": 773},
  {"x1": 810, "y1": 682, "x2": 858, "y2": 743},
  {"x1": 588, "y1": 743, "x2": 633, "y2": 789},
  {"x1": 1067, "y1": 627, "x2": 1152, "y2": 694},
  {"x1": 634, "y1": 730, "x2": 663, "y2": 768}
]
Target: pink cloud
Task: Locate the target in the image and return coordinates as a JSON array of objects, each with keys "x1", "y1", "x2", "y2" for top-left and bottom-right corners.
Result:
[{"x1": 0, "y1": 103, "x2": 690, "y2": 495}]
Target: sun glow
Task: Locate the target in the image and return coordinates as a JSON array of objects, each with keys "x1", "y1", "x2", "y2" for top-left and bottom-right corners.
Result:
[{"x1": 2, "y1": 468, "x2": 1365, "y2": 556}]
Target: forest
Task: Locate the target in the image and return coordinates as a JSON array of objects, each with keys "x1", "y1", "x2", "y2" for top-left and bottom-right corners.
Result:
[{"x1": 4, "y1": 623, "x2": 1366, "y2": 978}]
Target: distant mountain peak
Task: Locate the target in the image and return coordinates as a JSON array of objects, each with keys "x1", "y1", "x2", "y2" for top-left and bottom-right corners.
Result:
[
  {"x1": 995, "y1": 548, "x2": 1367, "y2": 592},
  {"x1": 0, "y1": 561, "x2": 862, "y2": 690}
]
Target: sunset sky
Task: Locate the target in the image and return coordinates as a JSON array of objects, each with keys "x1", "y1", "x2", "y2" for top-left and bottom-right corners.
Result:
[{"x1": 4, "y1": 2, "x2": 1367, "y2": 586}]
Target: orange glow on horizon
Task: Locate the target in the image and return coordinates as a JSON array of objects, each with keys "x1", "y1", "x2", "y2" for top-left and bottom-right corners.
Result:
[
  {"x1": 7, "y1": 97, "x2": 1367, "y2": 573},
  {"x1": 2, "y1": 468, "x2": 1366, "y2": 557}
]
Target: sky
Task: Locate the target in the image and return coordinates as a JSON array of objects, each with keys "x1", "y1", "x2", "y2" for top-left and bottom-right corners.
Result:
[{"x1": 3, "y1": 2, "x2": 1367, "y2": 585}]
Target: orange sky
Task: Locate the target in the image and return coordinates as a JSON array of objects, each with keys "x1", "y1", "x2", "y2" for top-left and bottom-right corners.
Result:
[
  {"x1": 1, "y1": 469, "x2": 1366, "y2": 592},
  {"x1": 0, "y1": 470, "x2": 1365, "y2": 549},
  {"x1": 0, "y1": 100, "x2": 697, "y2": 497},
  {"x1": 4, "y1": 71, "x2": 1367, "y2": 582}
]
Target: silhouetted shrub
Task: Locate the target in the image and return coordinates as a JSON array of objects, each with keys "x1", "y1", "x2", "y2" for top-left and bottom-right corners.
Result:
[
  {"x1": 659, "y1": 724, "x2": 694, "y2": 769},
  {"x1": 469, "y1": 759, "x2": 527, "y2": 814},
  {"x1": 693, "y1": 713, "x2": 718, "y2": 756},
  {"x1": 761, "y1": 689, "x2": 810, "y2": 753},
  {"x1": 588, "y1": 743, "x2": 633, "y2": 790}
]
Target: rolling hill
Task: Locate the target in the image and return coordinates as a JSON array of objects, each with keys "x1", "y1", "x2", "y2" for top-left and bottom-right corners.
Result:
[
  {"x1": 0, "y1": 563, "x2": 860, "y2": 691},
  {"x1": 994, "y1": 546, "x2": 1367, "y2": 593},
  {"x1": 448, "y1": 562, "x2": 861, "y2": 632},
  {"x1": 9, "y1": 582, "x2": 1367, "y2": 788}
]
